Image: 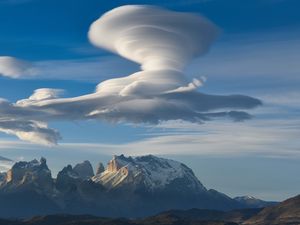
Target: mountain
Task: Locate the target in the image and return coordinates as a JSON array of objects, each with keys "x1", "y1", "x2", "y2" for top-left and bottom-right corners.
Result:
[
  {"x1": 92, "y1": 154, "x2": 206, "y2": 193},
  {"x1": 73, "y1": 161, "x2": 94, "y2": 180},
  {"x1": 91, "y1": 154, "x2": 241, "y2": 216},
  {"x1": 0, "y1": 172, "x2": 6, "y2": 184},
  {"x1": 234, "y1": 196, "x2": 278, "y2": 208},
  {"x1": 0, "y1": 156, "x2": 12, "y2": 162},
  {"x1": 244, "y1": 194, "x2": 300, "y2": 225},
  {"x1": 3, "y1": 157, "x2": 53, "y2": 191},
  {"x1": 0, "y1": 158, "x2": 59, "y2": 218},
  {"x1": 0, "y1": 154, "x2": 259, "y2": 218}
]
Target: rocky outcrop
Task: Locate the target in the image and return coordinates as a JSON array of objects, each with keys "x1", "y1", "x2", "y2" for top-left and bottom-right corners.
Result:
[
  {"x1": 73, "y1": 160, "x2": 94, "y2": 180},
  {"x1": 0, "y1": 172, "x2": 6, "y2": 185},
  {"x1": 4, "y1": 157, "x2": 53, "y2": 192},
  {"x1": 106, "y1": 155, "x2": 129, "y2": 172},
  {"x1": 92, "y1": 154, "x2": 206, "y2": 194},
  {"x1": 95, "y1": 162, "x2": 105, "y2": 175},
  {"x1": 55, "y1": 165, "x2": 80, "y2": 192}
]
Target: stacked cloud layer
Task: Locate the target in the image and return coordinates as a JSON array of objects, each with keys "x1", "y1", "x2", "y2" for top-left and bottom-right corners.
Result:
[{"x1": 0, "y1": 5, "x2": 261, "y2": 145}]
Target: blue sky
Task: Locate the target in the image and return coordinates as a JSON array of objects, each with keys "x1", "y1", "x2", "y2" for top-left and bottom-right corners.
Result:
[{"x1": 0, "y1": 0, "x2": 299, "y2": 201}]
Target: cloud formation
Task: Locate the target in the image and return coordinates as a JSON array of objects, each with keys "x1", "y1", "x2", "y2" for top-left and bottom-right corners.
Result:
[
  {"x1": 0, "y1": 56, "x2": 36, "y2": 78},
  {"x1": 0, "y1": 5, "x2": 261, "y2": 145},
  {"x1": 89, "y1": 5, "x2": 218, "y2": 96}
]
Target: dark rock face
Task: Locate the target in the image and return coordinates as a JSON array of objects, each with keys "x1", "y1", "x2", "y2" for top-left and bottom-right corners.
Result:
[
  {"x1": 0, "y1": 173, "x2": 6, "y2": 185},
  {"x1": 0, "y1": 158, "x2": 58, "y2": 218},
  {"x1": 95, "y1": 162, "x2": 105, "y2": 175},
  {"x1": 0, "y1": 155, "x2": 261, "y2": 218},
  {"x1": 56, "y1": 165, "x2": 80, "y2": 192},
  {"x1": 73, "y1": 161, "x2": 94, "y2": 180},
  {"x1": 3, "y1": 157, "x2": 53, "y2": 192}
]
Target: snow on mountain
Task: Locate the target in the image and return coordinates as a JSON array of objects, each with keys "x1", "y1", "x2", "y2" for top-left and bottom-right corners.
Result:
[
  {"x1": 92, "y1": 154, "x2": 206, "y2": 193},
  {"x1": 0, "y1": 155, "x2": 247, "y2": 217},
  {"x1": 234, "y1": 196, "x2": 278, "y2": 208},
  {"x1": 3, "y1": 157, "x2": 53, "y2": 191}
]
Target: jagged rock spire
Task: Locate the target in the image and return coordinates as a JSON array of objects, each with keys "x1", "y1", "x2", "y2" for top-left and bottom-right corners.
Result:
[{"x1": 95, "y1": 162, "x2": 105, "y2": 175}]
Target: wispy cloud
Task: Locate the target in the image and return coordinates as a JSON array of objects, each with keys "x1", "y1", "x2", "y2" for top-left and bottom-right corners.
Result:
[
  {"x1": 0, "y1": 56, "x2": 36, "y2": 78},
  {"x1": 1, "y1": 117, "x2": 298, "y2": 159}
]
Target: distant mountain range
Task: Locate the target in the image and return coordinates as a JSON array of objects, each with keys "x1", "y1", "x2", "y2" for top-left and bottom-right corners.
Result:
[
  {"x1": 0, "y1": 156, "x2": 13, "y2": 173},
  {"x1": 244, "y1": 194, "x2": 300, "y2": 225},
  {"x1": 0, "y1": 156, "x2": 12, "y2": 162},
  {"x1": 0, "y1": 195, "x2": 299, "y2": 225},
  {"x1": 234, "y1": 196, "x2": 278, "y2": 208},
  {"x1": 0, "y1": 155, "x2": 277, "y2": 218}
]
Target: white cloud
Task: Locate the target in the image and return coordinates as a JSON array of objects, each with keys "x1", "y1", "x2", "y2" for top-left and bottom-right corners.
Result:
[
  {"x1": 0, "y1": 56, "x2": 36, "y2": 78},
  {"x1": 0, "y1": 5, "x2": 261, "y2": 145},
  {"x1": 88, "y1": 5, "x2": 219, "y2": 96},
  {"x1": 0, "y1": 116, "x2": 299, "y2": 159},
  {"x1": 0, "y1": 119, "x2": 61, "y2": 146},
  {"x1": 17, "y1": 88, "x2": 64, "y2": 106},
  {"x1": 57, "y1": 118, "x2": 300, "y2": 159}
]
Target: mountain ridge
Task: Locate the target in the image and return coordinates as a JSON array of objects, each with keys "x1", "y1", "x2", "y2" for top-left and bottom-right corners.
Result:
[
  {"x1": 234, "y1": 196, "x2": 278, "y2": 208},
  {"x1": 0, "y1": 196, "x2": 299, "y2": 225},
  {"x1": 0, "y1": 155, "x2": 276, "y2": 218}
]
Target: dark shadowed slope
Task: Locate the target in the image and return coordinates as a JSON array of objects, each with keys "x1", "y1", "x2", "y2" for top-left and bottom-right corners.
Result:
[
  {"x1": 0, "y1": 195, "x2": 299, "y2": 225},
  {"x1": 0, "y1": 156, "x2": 12, "y2": 162}
]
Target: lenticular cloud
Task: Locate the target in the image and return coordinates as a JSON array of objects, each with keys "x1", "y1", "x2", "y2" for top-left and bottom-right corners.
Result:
[
  {"x1": 89, "y1": 5, "x2": 218, "y2": 96},
  {"x1": 0, "y1": 5, "x2": 262, "y2": 145}
]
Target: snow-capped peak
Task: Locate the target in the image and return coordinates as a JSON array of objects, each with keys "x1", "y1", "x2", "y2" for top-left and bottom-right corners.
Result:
[
  {"x1": 92, "y1": 154, "x2": 206, "y2": 193},
  {"x1": 235, "y1": 196, "x2": 257, "y2": 201}
]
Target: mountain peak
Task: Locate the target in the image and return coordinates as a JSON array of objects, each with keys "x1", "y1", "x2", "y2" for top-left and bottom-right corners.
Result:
[
  {"x1": 73, "y1": 160, "x2": 94, "y2": 180},
  {"x1": 95, "y1": 162, "x2": 105, "y2": 175},
  {"x1": 234, "y1": 196, "x2": 278, "y2": 208},
  {"x1": 4, "y1": 157, "x2": 53, "y2": 190},
  {"x1": 0, "y1": 155, "x2": 245, "y2": 217},
  {"x1": 93, "y1": 154, "x2": 206, "y2": 193}
]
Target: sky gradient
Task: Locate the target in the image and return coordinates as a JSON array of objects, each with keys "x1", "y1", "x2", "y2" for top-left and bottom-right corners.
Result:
[{"x1": 0, "y1": 0, "x2": 299, "y2": 201}]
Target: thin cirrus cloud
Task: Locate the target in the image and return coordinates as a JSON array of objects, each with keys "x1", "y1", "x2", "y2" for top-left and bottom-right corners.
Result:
[{"x1": 0, "y1": 5, "x2": 261, "y2": 145}]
